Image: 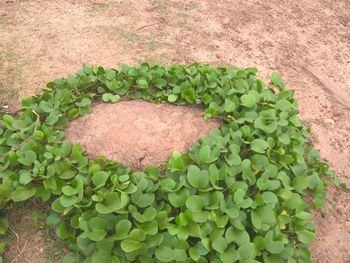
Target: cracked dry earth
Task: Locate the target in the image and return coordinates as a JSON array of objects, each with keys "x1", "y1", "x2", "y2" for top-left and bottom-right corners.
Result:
[{"x1": 0, "y1": 0, "x2": 349, "y2": 262}]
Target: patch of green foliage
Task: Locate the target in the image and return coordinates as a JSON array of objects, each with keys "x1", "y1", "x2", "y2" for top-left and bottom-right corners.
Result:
[{"x1": 0, "y1": 63, "x2": 333, "y2": 262}]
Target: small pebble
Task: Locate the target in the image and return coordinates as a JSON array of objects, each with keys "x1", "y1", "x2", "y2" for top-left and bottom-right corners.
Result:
[
  {"x1": 324, "y1": 118, "x2": 335, "y2": 126},
  {"x1": 223, "y1": 17, "x2": 230, "y2": 25}
]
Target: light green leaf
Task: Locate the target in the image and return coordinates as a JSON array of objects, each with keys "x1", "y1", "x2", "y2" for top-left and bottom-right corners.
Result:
[
  {"x1": 155, "y1": 247, "x2": 175, "y2": 262},
  {"x1": 250, "y1": 139, "x2": 268, "y2": 153},
  {"x1": 241, "y1": 94, "x2": 256, "y2": 107},
  {"x1": 168, "y1": 94, "x2": 178, "y2": 102},
  {"x1": 92, "y1": 171, "x2": 109, "y2": 188},
  {"x1": 102, "y1": 93, "x2": 113, "y2": 102},
  {"x1": 276, "y1": 99, "x2": 292, "y2": 111},
  {"x1": 186, "y1": 195, "x2": 206, "y2": 212},
  {"x1": 120, "y1": 239, "x2": 141, "y2": 253},
  {"x1": 296, "y1": 230, "x2": 315, "y2": 244},
  {"x1": 270, "y1": 72, "x2": 285, "y2": 90},
  {"x1": 137, "y1": 78, "x2": 149, "y2": 89},
  {"x1": 266, "y1": 241, "x2": 284, "y2": 254},
  {"x1": 198, "y1": 145, "x2": 211, "y2": 163},
  {"x1": 115, "y1": 219, "x2": 132, "y2": 239},
  {"x1": 0, "y1": 219, "x2": 9, "y2": 235},
  {"x1": 187, "y1": 165, "x2": 209, "y2": 188},
  {"x1": 224, "y1": 99, "x2": 236, "y2": 112},
  {"x1": 212, "y1": 237, "x2": 227, "y2": 253},
  {"x1": 11, "y1": 187, "x2": 36, "y2": 202}
]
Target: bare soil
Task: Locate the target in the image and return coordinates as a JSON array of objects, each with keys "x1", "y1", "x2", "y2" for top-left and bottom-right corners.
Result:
[
  {"x1": 3, "y1": 205, "x2": 66, "y2": 263},
  {"x1": 65, "y1": 100, "x2": 220, "y2": 170},
  {"x1": 0, "y1": 0, "x2": 349, "y2": 262}
]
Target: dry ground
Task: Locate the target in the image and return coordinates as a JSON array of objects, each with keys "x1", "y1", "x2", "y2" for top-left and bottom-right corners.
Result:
[{"x1": 0, "y1": 0, "x2": 349, "y2": 262}]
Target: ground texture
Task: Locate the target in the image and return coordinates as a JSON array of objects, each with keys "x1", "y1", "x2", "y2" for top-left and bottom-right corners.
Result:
[
  {"x1": 65, "y1": 100, "x2": 220, "y2": 170},
  {"x1": 0, "y1": 0, "x2": 349, "y2": 262}
]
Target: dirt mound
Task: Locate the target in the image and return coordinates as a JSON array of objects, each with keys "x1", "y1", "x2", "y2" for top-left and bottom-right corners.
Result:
[{"x1": 65, "y1": 100, "x2": 220, "y2": 170}]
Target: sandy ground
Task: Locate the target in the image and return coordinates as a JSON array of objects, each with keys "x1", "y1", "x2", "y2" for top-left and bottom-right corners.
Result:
[
  {"x1": 65, "y1": 100, "x2": 220, "y2": 170},
  {"x1": 0, "y1": 0, "x2": 349, "y2": 262}
]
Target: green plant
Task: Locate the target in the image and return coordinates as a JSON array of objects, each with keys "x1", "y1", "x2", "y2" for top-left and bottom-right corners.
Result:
[
  {"x1": 0, "y1": 218, "x2": 8, "y2": 262},
  {"x1": 0, "y1": 63, "x2": 333, "y2": 262}
]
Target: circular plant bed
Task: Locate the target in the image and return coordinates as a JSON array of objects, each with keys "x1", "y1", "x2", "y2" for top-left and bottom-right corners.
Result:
[{"x1": 0, "y1": 63, "x2": 332, "y2": 262}]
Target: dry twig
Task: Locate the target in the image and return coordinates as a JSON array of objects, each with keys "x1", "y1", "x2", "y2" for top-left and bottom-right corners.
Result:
[{"x1": 9, "y1": 226, "x2": 31, "y2": 263}]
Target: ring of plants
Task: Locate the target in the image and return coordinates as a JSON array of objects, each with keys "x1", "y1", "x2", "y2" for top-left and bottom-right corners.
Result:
[{"x1": 0, "y1": 63, "x2": 333, "y2": 263}]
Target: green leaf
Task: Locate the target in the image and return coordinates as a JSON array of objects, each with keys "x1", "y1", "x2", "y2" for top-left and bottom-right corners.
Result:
[
  {"x1": 102, "y1": 93, "x2": 113, "y2": 102},
  {"x1": 251, "y1": 211, "x2": 262, "y2": 229},
  {"x1": 39, "y1": 101, "x2": 53, "y2": 113},
  {"x1": 59, "y1": 170, "x2": 76, "y2": 180},
  {"x1": 62, "y1": 185, "x2": 77, "y2": 196},
  {"x1": 220, "y1": 245, "x2": 238, "y2": 263},
  {"x1": 18, "y1": 150, "x2": 37, "y2": 166},
  {"x1": 76, "y1": 97, "x2": 91, "y2": 107},
  {"x1": 92, "y1": 171, "x2": 109, "y2": 188},
  {"x1": 67, "y1": 75, "x2": 79, "y2": 88},
  {"x1": 168, "y1": 188, "x2": 190, "y2": 207},
  {"x1": 60, "y1": 195, "x2": 77, "y2": 207},
  {"x1": 159, "y1": 178, "x2": 176, "y2": 191},
  {"x1": 296, "y1": 230, "x2": 315, "y2": 244},
  {"x1": 250, "y1": 139, "x2": 268, "y2": 153},
  {"x1": 186, "y1": 195, "x2": 206, "y2": 212},
  {"x1": 86, "y1": 230, "x2": 106, "y2": 242},
  {"x1": 224, "y1": 99, "x2": 236, "y2": 112},
  {"x1": 0, "y1": 219, "x2": 9, "y2": 235},
  {"x1": 270, "y1": 72, "x2": 285, "y2": 90},
  {"x1": 115, "y1": 219, "x2": 132, "y2": 239},
  {"x1": 46, "y1": 213, "x2": 61, "y2": 225},
  {"x1": 168, "y1": 94, "x2": 178, "y2": 102},
  {"x1": 187, "y1": 165, "x2": 209, "y2": 188},
  {"x1": 241, "y1": 93, "x2": 256, "y2": 107},
  {"x1": 276, "y1": 99, "x2": 292, "y2": 111},
  {"x1": 137, "y1": 78, "x2": 149, "y2": 89},
  {"x1": 96, "y1": 192, "x2": 128, "y2": 214},
  {"x1": 46, "y1": 111, "x2": 59, "y2": 125},
  {"x1": 189, "y1": 246, "x2": 200, "y2": 261},
  {"x1": 225, "y1": 153, "x2": 241, "y2": 166},
  {"x1": 128, "y1": 229, "x2": 146, "y2": 241},
  {"x1": 19, "y1": 172, "x2": 32, "y2": 185},
  {"x1": 155, "y1": 247, "x2": 175, "y2": 262},
  {"x1": 63, "y1": 252, "x2": 79, "y2": 263},
  {"x1": 181, "y1": 87, "x2": 196, "y2": 103},
  {"x1": 198, "y1": 145, "x2": 211, "y2": 163},
  {"x1": 292, "y1": 176, "x2": 308, "y2": 192},
  {"x1": 251, "y1": 154, "x2": 268, "y2": 170},
  {"x1": 89, "y1": 217, "x2": 107, "y2": 231},
  {"x1": 266, "y1": 241, "x2": 284, "y2": 254},
  {"x1": 261, "y1": 191, "x2": 278, "y2": 206},
  {"x1": 111, "y1": 95, "x2": 120, "y2": 103},
  {"x1": 234, "y1": 189, "x2": 245, "y2": 204},
  {"x1": 238, "y1": 242, "x2": 256, "y2": 260},
  {"x1": 61, "y1": 141, "x2": 72, "y2": 157},
  {"x1": 235, "y1": 79, "x2": 249, "y2": 93},
  {"x1": 120, "y1": 239, "x2": 141, "y2": 253},
  {"x1": 167, "y1": 151, "x2": 186, "y2": 172},
  {"x1": 255, "y1": 206, "x2": 276, "y2": 226},
  {"x1": 131, "y1": 192, "x2": 154, "y2": 208},
  {"x1": 212, "y1": 237, "x2": 227, "y2": 253},
  {"x1": 11, "y1": 187, "x2": 36, "y2": 202},
  {"x1": 174, "y1": 249, "x2": 188, "y2": 261}
]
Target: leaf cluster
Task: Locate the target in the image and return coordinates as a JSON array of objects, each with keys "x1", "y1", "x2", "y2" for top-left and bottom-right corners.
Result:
[{"x1": 0, "y1": 63, "x2": 333, "y2": 262}]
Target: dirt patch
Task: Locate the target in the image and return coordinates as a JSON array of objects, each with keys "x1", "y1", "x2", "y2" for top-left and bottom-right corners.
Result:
[
  {"x1": 0, "y1": 0, "x2": 349, "y2": 262},
  {"x1": 3, "y1": 206, "x2": 66, "y2": 263},
  {"x1": 311, "y1": 186, "x2": 350, "y2": 263},
  {"x1": 65, "y1": 100, "x2": 221, "y2": 170}
]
